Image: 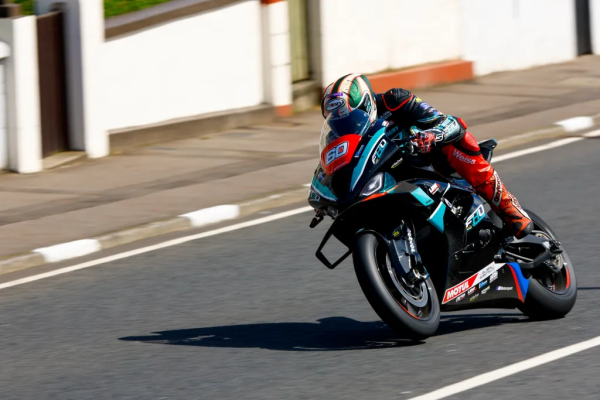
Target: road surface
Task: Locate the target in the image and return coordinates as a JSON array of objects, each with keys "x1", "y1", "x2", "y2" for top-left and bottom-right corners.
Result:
[{"x1": 0, "y1": 135, "x2": 598, "y2": 399}]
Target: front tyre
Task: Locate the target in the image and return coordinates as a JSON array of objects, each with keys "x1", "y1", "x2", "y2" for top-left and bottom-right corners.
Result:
[
  {"x1": 517, "y1": 210, "x2": 577, "y2": 320},
  {"x1": 353, "y1": 233, "x2": 440, "y2": 340}
]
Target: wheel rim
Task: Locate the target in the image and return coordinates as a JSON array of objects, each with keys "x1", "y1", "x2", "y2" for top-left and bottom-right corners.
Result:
[
  {"x1": 530, "y1": 229, "x2": 570, "y2": 295},
  {"x1": 375, "y1": 241, "x2": 434, "y2": 320},
  {"x1": 506, "y1": 225, "x2": 571, "y2": 295}
]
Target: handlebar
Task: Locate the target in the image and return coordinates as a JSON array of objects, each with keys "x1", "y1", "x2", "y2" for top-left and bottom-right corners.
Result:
[
  {"x1": 394, "y1": 134, "x2": 418, "y2": 145},
  {"x1": 392, "y1": 134, "x2": 419, "y2": 155}
]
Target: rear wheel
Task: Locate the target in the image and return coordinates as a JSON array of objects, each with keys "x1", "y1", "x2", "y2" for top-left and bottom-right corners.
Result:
[
  {"x1": 353, "y1": 233, "x2": 440, "y2": 340},
  {"x1": 515, "y1": 210, "x2": 577, "y2": 319}
]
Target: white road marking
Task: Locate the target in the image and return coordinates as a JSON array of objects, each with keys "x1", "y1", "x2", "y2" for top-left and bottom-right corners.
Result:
[
  {"x1": 493, "y1": 137, "x2": 583, "y2": 163},
  {"x1": 0, "y1": 207, "x2": 313, "y2": 291},
  {"x1": 583, "y1": 129, "x2": 600, "y2": 137},
  {"x1": 2, "y1": 128, "x2": 598, "y2": 291},
  {"x1": 493, "y1": 128, "x2": 599, "y2": 163},
  {"x1": 555, "y1": 116, "x2": 594, "y2": 132},
  {"x1": 407, "y1": 335, "x2": 600, "y2": 400}
]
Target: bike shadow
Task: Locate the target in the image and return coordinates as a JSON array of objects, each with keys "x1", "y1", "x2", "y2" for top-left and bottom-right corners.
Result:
[
  {"x1": 437, "y1": 312, "x2": 527, "y2": 336},
  {"x1": 120, "y1": 313, "x2": 526, "y2": 352},
  {"x1": 120, "y1": 317, "x2": 416, "y2": 351}
]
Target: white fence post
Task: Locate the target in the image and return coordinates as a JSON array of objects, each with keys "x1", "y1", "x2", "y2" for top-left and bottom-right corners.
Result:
[
  {"x1": 261, "y1": 0, "x2": 293, "y2": 117},
  {"x1": 0, "y1": 17, "x2": 42, "y2": 173},
  {"x1": 592, "y1": 0, "x2": 600, "y2": 55},
  {"x1": 0, "y1": 42, "x2": 9, "y2": 170},
  {"x1": 37, "y1": 0, "x2": 108, "y2": 158}
]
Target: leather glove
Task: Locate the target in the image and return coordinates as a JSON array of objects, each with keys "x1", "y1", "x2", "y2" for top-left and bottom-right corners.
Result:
[{"x1": 412, "y1": 131, "x2": 436, "y2": 154}]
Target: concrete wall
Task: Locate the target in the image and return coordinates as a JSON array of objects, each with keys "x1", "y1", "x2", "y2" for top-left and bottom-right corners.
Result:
[
  {"x1": 103, "y1": 1, "x2": 264, "y2": 131},
  {"x1": 319, "y1": 0, "x2": 461, "y2": 86},
  {"x1": 319, "y1": 0, "x2": 578, "y2": 84},
  {"x1": 462, "y1": 0, "x2": 577, "y2": 76}
]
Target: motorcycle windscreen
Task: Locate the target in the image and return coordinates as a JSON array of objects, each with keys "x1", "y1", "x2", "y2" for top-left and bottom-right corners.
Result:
[{"x1": 319, "y1": 109, "x2": 372, "y2": 154}]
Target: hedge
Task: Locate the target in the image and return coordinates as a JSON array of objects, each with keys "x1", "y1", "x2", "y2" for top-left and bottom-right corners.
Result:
[{"x1": 13, "y1": 0, "x2": 174, "y2": 18}]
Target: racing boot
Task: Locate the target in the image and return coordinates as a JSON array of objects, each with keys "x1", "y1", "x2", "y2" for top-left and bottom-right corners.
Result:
[
  {"x1": 439, "y1": 132, "x2": 533, "y2": 239},
  {"x1": 474, "y1": 170, "x2": 533, "y2": 239}
]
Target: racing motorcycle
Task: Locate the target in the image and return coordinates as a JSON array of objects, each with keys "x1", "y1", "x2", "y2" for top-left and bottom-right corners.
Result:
[{"x1": 308, "y1": 109, "x2": 577, "y2": 340}]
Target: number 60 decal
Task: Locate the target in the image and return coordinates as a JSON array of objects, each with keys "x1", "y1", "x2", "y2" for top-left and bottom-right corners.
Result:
[{"x1": 325, "y1": 141, "x2": 349, "y2": 166}]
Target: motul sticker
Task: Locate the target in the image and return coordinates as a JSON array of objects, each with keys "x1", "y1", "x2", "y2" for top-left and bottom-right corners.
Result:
[{"x1": 442, "y1": 262, "x2": 505, "y2": 304}]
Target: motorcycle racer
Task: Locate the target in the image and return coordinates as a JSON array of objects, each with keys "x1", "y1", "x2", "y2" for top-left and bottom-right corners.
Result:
[{"x1": 317, "y1": 73, "x2": 533, "y2": 239}]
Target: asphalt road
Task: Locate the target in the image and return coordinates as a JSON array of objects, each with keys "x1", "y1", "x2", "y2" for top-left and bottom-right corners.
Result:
[{"x1": 0, "y1": 136, "x2": 599, "y2": 399}]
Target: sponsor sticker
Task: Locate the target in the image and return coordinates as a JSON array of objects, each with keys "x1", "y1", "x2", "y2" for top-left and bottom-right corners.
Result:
[
  {"x1": 387, "y1": 126, "x2": 400, "y2": 137},
  {"x1": 444, "y1": 281, "x2": 472, "y2": 303},
  {"x1": 468, "y1": 287, "x2": 476, "y2": 296},
  {"x1": 456, "y1": 293, "x2": 466, "y2": 302},
  {"x1": 442, "y1": 262, "x2": 505, "y2": 304},
  {"x1": 452, "y1": 148, "x2": 476, "y2": 165},
  {"x1": 407, "y1": 228, "x2": 416, "y2": 252},
  {"x1": 490, "y1": 271, "x2": 498, "y2": 283},
  {"x1": 309, "y1": 188, "x2": 320, "y2": 202},
  {"x1": 354, "y1": 145, "x2": 365, "y2": 158},
  {"x1": 466, "y1": 204, "x2": 486, "y2": 231},
  {"x1": 479, "y1": 280, "x2": 488, "y2": 289},
  {"x1": 496, "y1": 286, "x2": 513, "y2": 291},
  {"x1": 391, "y1": 158, "x2": 403, "y2": 168},
  {"x1": 482, "y1": 286, "x2": 490, "y2": 295},
  {"x1": 371, "y1": 140, "x2": 388, "y2": 165},
  {"x1": 429, "y1": 183, "x2": 440, "y2": 195},
  {"x1": 326, "y1": 98, "x2": 346, "y2": 112},
  {"x1": 470, "y1": 294, "x2": 480, "y2": 302}
]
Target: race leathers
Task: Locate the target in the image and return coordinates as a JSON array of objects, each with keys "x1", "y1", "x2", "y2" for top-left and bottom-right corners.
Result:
[
  {"x1": 376, "y1": 88, "x2": 533, "y2": 238},
  {"x1": 375, "y1": 88, "x2": 464, "y2": 146}
]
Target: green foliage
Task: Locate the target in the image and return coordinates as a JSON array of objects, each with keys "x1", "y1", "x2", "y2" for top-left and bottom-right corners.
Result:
[
  {"x1": 12, "y1": 0, "x2": 174, "y2": 18},
  {"x1": 104, "y1": 0, "x2": 174, "y2": 18},
  {"x1": 13, "y1": 0, "x2": 34, "y2": 15}
]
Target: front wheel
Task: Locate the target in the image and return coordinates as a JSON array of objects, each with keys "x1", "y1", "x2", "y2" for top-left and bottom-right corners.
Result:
[
  {"x1": 353, "y1": 233, "x2": 440, "y2": 340},
  {"x1": 516, "y1": 210, "x2": 577, "y2": 320}
]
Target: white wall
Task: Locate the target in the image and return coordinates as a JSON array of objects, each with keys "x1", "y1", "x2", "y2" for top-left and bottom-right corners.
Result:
[
  {"x1": 319, "y1": 0, "x2": 461, "y2": 86},
  {"x1": 103, "y1": 1, "x2": 264, "y2": 131},
  {"x1": 462, "y1": 0, "x2": 577, "y2": 76},
  {"x1": 592, "y1": 0, "x2": 600, "y2": 55},
  {"x1": 319, "y1": 0, "x2": 578, "y2": 83}
]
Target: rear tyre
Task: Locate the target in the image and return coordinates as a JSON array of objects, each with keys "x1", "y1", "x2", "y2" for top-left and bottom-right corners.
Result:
[
  {"x1": 353, "y1": 233, "x2": 440, "y2": 340},
  {"x1": 517, "y1": 210, "x2": 577, "y2": 320}
]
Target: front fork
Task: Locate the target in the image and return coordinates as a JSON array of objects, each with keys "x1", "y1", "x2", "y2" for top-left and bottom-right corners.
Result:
[{"x1": 375, "y1": 221, "x2": 429, "y2": 286}]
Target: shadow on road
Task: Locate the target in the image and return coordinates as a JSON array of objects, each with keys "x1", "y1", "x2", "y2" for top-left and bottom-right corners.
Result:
[
  {"x1": 578, "y1": 287, "x2": 600, "y2": 291},
  {"x1": 120, "y1": 317, "x2": 418, "y2": 351},
  {"x1": 437, "y1": 313, "x2": 527, "y2": 336},
  {"x1": 120, "y1": 313, "x2": 527, "y2": 351}
]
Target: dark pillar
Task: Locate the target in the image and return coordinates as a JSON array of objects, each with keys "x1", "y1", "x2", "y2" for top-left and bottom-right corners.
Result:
[{"x1": 575, "y1": 0, "x2": 593, "y2": 55}]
